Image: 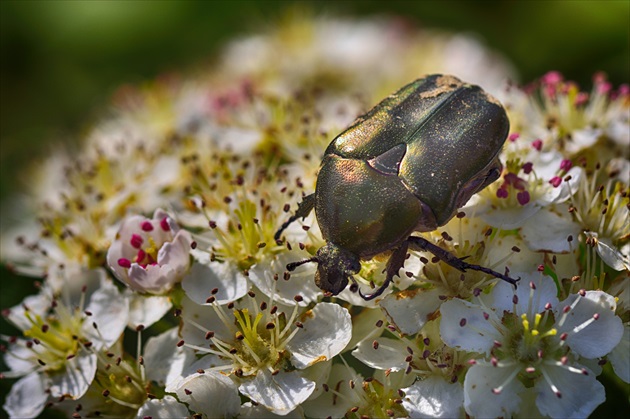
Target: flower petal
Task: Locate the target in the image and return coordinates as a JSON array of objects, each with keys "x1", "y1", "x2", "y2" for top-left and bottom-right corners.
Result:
[
  {"x1": 557, "y1": 291, "x2": 623, "y2": 358},
  {"x1": 3, "y1": 372, "x2": 49, "y2": 419},
  {"x1": 463, "y1": 363, "x2": 524, "y2": 418},
  {"x1": 535, "y1": 364, "x2": 605, "y2": 419},
  {"x1": 608, "y1": 325, "x2": 630, "y2": 383},
  {"x1": 380, "y1": 288, "x2": 442, "y2": 335},
  {"x1": 137, "y1": 395, "x2": 189, "y2": 418},
  {"x1": 175, "y1": 371, "x2": 240, "y2": 418},
  {"x1": 182, "y1": 259, "x2": 249, "y2": 305},
  {"x1": 440, "y1": 299, "x2": 501, "y2": 354},
  {"x1": 285, "y1": 302, "x2": 352, "y2": 369},
  {"x1": 126, "y1": 292, "x2": 172, "y2": 329},
  {"x1": 238, "y1": 369, "x2": 315, "y2": 416},
  {"x1": 352, "y1": 337, "x2": 409, "y2": 371},
  {"x1": 402, "y1": 376, "x2": 464, "y2": 418},
  {"x1": 48, "y1": 353, "x2": 97, "y2": 398}
]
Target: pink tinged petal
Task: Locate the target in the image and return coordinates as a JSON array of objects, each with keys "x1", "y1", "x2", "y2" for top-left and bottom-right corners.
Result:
[
  {"x1": 137, "y1": 395, "x2": 189, "y2": 419},
  {"x1": 440, "y1": 299, "x2": 502, "y2": 354},
  {"x1": 557, "y1": 291, "x2": 623, "y2": 358},
  {"x1": 130, "y1": 234, "x2": 143, "y2": 249},
  {"x1": 182, "y1": 259, "x2": 248, "y2": 305},
  {"x1": 402, "y1": 376, "x2": 464, "y2": 418},
  {"x1": 521, "y1": 209, "x2": 581, "y2": 253},
  {"x1": 48, "y1": 353, "x2": 97, "y2": 398},
  {"x1": 380, "y1": 288, "x2": 442, "y2": 335},
  {"x1": 157, "y1": 230, "x2": 192, "y2": 273},
  {"x1": 238, "y1": 369, "x2": 316, "y2": 415},
  {"x1": 3, "y1": 371, "x2": 49, "y2": 419},
  {"x1": 608, "y1": 326, "x2": 630, "y2": 383},
  {"x1": 352, "y1": 337, "x2": 409, "y2": 371},
  {"x1": 535, "y1": 364, "x2": 605, "y2": 419},
  {"x1": 285, "y1": 302, "x2": 352, "y2": 369},
  {"x1": 141, "y1": 221, "x2": 154, "y2": 231},
  {"x1": 175, "y1": 371, "x2": 240, "y2": 417},
  {"x1": 463, "y1": 363, "x2": 524, "y2": 418}
]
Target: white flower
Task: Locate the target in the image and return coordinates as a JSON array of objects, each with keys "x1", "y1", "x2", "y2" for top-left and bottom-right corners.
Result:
[
  {"x1": 107, "y1": 208, "x2": 192, "y2": 294},
  {"x1": 2, "y1": 271, "x2": 128, "y2": 418},
  {"x1": 178, "y1": 293, "x2": 351, "y2": 415},
  {"x1": 440, "y1": 272, "x2": 623, "y2": 418}
]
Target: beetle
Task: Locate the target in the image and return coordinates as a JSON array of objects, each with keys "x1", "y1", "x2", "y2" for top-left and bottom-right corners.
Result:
[{"x1": 275, "y1": 74, "x2": 518, "y2": 300}]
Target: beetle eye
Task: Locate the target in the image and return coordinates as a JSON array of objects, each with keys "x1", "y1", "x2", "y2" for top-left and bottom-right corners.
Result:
[{"x1": 366, "y1": 143, "x2": 407, "y2": 176}]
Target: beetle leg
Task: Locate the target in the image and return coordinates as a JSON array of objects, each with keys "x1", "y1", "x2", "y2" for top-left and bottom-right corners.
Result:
[
  {"x1": 407, "y1": 236, "x2": 519, "y2": 286},
  {"x1": 360, "y1": 241, "x2": 409, "y2": 301},
  {"x1": 274, "y1": 193, "x2": 316, "y2": 241}
]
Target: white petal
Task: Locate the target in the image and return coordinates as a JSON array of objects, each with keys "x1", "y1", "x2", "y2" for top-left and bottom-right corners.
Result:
[
  {"x1": 478, "y1": 202, "x2": 541, "y2": 230},
  {"x1": 491, "y1": 271, "x2": 559, "y2": 314},
  {"x1": 590, "y1": 232, "x2": 630, "y2": 271},
  {"x1": 238, "y1": 369, "x2": 315, "y2": 416},
  {"x1": 248, "y1": 250, "x2": 321, "y2": 306},
  {"x1": 83, "y1": 280, "x2": 129, "y2": 349},
  {"x1": 175, "y1": 371, "x2": 240, "y2": 418},
  {"x1": 3, "y1": 340, "x2": 38, "y2": 375},
  {"x1": 240, "y1": 402, "x2": 305, "y2": 418},
  {"x1": 180, "y1": 296, "x2": 234, "y2": 346},
  {"x1": 165, "y1": 354, "x2": 229, "y2": 393},
  {"x1": 608, "y1": 325, "x2": 630, "y2": 383},
  {"x1": 3, "y1": 372, "x2": 48, "y2": 419},
  {"x1": 345, "y1": 307, "x2": 387, "y2": 354},
  {"x1": 557, "y1": 291, "x2": 623, "y2": 358},
  {"x1": 302, "y1": 363, "x2": 361, "y2": 418},
  {"x1": 285, "y1": 303, "x2": 352, "y2": 369},
  {"x1": 538, "y1": 166, "x2": 583, "y2": 204},
  {"x1": 440, "y1": 299, "x2": 501, "y2": 354},
  {"x1": 144, "y1": 327, "x2": 193, "y2": 387},
  {"x1": 157, "y1": 230, "x2": 192, "y2": 273},
  {"x1": 126, "y1": 292, "x2": 172, "y2": 329},
  {"x1": 352, "y1": 337, "x2": 408, "y2": 371},
  {"x1": 48, "y1": 353, "x2": 97, "y2": 398},
  {"x1": 7, "y1": 293, "x2": 51, "y2": 331},
  {"x1": 402, "y1": 376, "x2": 464, "y2": 418},
  {"x1": 463, "y1": 363, "x2": 524, "y2": 418},
  {"x1": 137, "y1": 395, "x2": 189, "y2": 418},
  {"x1": 521, "y1": 208, "x2": 580, "y2": 253},
  {"x1": 535, "y1": 364, "x2": 604, "y2": 418},
  {"x1": 182, "y1": 260, "x2": 249, "y2": 305},
  {"x1": 380, "y1": 288, "x2": 442, "y2": 335}
]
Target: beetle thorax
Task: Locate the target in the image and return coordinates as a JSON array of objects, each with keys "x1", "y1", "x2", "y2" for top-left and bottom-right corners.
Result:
[{"x1": 314, "y1": 243, "x2": 361, "y2": 295}]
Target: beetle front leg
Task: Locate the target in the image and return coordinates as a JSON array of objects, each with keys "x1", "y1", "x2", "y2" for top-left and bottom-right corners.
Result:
[
  {"x1": 274, "y1": 193, "x2": 316, "y2": 241},
  {"x1": 360, "y1": 240, "x2": 409, "y2": 301},
  {"x1": 407, "y1": 236, "x2": 519, "y2": 286}
]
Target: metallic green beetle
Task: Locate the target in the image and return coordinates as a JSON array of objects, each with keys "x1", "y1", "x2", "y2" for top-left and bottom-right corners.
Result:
[{"x1": 275, "y1": 74, "x2": 518, "y2": 300}]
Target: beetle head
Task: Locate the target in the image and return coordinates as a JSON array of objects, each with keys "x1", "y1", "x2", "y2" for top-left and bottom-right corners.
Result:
[{"x1": 313, "y1": 243, "x2": 361, "y2": 295}]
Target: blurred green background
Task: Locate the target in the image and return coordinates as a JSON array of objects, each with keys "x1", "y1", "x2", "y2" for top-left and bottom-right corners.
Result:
[{"x1": 1, "y1": 1, "x2": 628, "y2": 417}]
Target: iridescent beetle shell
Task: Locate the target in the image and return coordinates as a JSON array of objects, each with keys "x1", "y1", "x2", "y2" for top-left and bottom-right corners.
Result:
[{"x1": 277, "y1": 74, "x2": 512, "y2": 297}]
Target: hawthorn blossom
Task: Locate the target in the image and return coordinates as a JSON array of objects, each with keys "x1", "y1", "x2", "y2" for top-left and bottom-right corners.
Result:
[
  {"x1": 440, "y1": 272, "x2": 623, "y2": 418},
  {"x1": 177, "y1": 292, "x2": 351, "y2": 415},
  {"x1": 107, "y1": 209, "x2": 192, "y2": 294},
  {"x1": 1, "y1": 271, "x2": 128, "y2": 418}
]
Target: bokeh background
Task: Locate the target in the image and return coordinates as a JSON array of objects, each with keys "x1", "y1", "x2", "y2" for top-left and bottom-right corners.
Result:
[{"x1": 1, "y1": 1, "x2": 628, "y2": 417}]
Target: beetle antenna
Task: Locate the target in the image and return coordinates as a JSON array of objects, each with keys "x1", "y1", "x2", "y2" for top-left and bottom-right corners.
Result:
[{"x1": 286, "y1": 257, "x2": 318, "y2": 271}]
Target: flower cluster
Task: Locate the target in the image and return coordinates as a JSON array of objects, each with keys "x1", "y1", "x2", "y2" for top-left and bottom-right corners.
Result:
[{"x1": 1, "y1": 13, "x2": 628, "y2": 419}]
